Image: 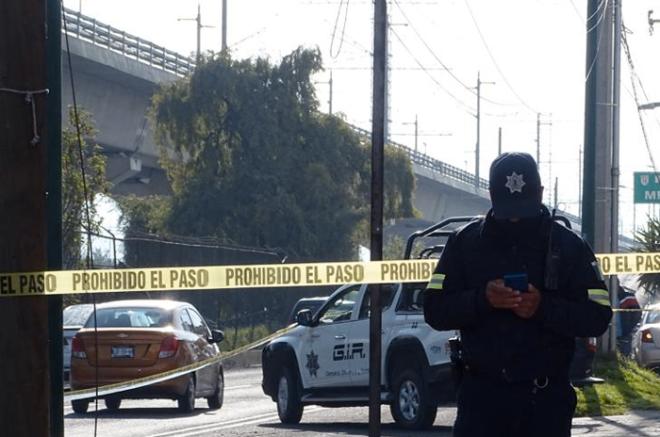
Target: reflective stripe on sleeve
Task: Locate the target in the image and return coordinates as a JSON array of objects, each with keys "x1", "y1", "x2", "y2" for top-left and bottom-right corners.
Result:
[
  {"x1": 588, "y1": 288, "x2": 611, "y2": 307},
  {"x1": 427, "y1": 273, "x2": 446, "y2": 291}
]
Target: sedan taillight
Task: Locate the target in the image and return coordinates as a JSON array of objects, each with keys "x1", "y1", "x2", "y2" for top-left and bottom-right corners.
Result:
[
  {"x1": 642, "y1": 330, "x2": 654, "y2": 344},
  {"x1": 587, "y1": 337, "x2": 598, "y2": 353},
  {"x1": 159, "y1": 336, "x2": 179, "y2": 358},
  {"x1": 71, "y1": 336, "x2": 87, "y2": 359}
]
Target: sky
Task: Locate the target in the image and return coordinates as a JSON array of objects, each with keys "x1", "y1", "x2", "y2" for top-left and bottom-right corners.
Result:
[{"x1": 65, "y1": 0, "x2": 660, "y2": 238}]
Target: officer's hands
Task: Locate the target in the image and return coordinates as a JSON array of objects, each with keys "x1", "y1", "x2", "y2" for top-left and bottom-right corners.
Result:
[
  {"x1": 512, "y1": 284, "x2": 542, "y2": 319},
  {"x1": 485, "y1": 279, "x2": 522, "y2": 309}
]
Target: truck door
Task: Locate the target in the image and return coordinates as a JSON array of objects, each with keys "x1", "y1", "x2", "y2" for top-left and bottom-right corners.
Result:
[{"x1": 297, "y1": 284, "x2": 362, "y2": 388}]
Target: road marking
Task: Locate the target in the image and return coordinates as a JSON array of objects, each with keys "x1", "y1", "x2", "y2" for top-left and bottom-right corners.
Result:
[
  {"x1": 225, "y1": 384, "x2": 256, "y2": 391},
  {"x1": 146, "y1": 407, "x2": 322, "y2": 437}
]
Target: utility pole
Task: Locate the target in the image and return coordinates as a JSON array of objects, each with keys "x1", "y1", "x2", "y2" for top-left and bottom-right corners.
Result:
[
  {"x1": 475, "y1": 72, "x2": 495, "y2": 188},
  {"x1": 535, "y1": 113, "x2": 552, "y2": 189},
  {"x1": 315, "y1": 71, "x2": 334, "y2": 115},
  {"x1": 554, "y1": 177, "x2": 559, "y2": 210},
  {"x1": 178, "y1": 3, "x2": 214, "y2": 62},
  {"x1": 536, "y1": 113, "x2": 541, "y2": 164},
  {"x1": 609, "y1": 0, "x2": 623, "y2": 353},
  {"x1": 402, "y1": 114, "x2": 419, "y2": 152},
  {"x1": 579, "y1": 144, "x2": 583, "y2": 219},
  {"x1": 649, "y1": 9, "x2": 660, "y2": 35},
  {"x1": 329, "y1": 70, "x2": 333, "y2": 115},
  {"x1": 0, "y1": 1, "x2": 60, "y2": 436},
  {"x1": 369, "y1": 2, "x2": 387, "y2": 435},
  {"x1": 498, "y1": 126, "x2": 502, "y2": 156},
  {"x1": 583, "y1": 0, "x2": 615, "y2": 353},
  {"x1": 221, "y1": 0, "x2": 228, "y2": 52}
]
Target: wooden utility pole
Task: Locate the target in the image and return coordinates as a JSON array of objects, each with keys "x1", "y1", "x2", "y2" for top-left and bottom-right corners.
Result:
[
  {"x1": 369, "y1": 1, "x2": 387, "y2": 436},
  {"x1": 221, "y1": 0, "x2": 228, "y2": 52},
  {"x1": 474, "y1": 72, "x2": 494, "y2": 188},
  {"x1": 0, "y1": 0, "x2": 59, "y2": 435}
]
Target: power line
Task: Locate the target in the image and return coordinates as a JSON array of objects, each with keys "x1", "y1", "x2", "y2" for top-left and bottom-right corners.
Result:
[
  {"x1": 390, "y1": 27, "x2": 476, "y2": 115},
  {"x1": 463, "y1": 0, "x2": 537, "y2": 113},
  {"x1": 583, "y1": 0, "x2": 609, "y2": 84},
  {"x1": 392, "y1": 0, "x2": 513, "y2": 107},
  {"x1": 621, "y1": 27, "x2": 658, "y2": 174},
  {"x1": 329, "y1": 0, "x2": 350, "y2": 58}
]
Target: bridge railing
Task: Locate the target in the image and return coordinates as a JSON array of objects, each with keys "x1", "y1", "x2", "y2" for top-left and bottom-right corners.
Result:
[
  {"x1": 349, "y1": 124, "x2": 490, "y2": 191},
  {"x1": 62, "y1": 7, "x2": 195, "y2": 77}
]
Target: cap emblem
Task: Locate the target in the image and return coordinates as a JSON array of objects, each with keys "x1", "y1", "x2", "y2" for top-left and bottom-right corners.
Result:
[{"x1": 505, "y1": 172, "x2": 526, "y2": 194}]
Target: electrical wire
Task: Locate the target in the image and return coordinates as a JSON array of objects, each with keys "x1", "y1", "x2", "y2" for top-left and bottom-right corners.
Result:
[
  {"x1": 390, "y1": 27, "x2": 476, "y2": 116},
  {"x1": 621, "y1": 27, "x2": 658, "y2": 174},
  {"x1": 392, "y1": 0, "x2": 513, "y2": 107},
  {"x1": 329, "y1": 0, "x2": 350, "y2": 59},
  {"x1": 463, "y1": 0, "x2": 537, "y2": 113},
  {"x1": 61, "y1": 1, "x2": 99, "y2": 434},
  {"x1": 583, "y1": 0, "x2": 609, "y2": 84}
]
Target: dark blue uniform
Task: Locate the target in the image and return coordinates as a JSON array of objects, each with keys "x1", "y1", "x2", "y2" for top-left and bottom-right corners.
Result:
[{"x1": 424, "y1": 207, "x2": 612, "y2": 437}]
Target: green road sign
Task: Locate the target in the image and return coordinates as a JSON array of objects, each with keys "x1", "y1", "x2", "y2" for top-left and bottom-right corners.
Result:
[{"x1": 634, "y1": 172, "x2": 660, "y2": 204}]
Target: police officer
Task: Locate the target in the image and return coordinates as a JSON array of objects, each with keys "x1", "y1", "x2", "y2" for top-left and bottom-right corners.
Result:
[{"x1": 424, "y1": 152, "x2": 612, "y2": 437}]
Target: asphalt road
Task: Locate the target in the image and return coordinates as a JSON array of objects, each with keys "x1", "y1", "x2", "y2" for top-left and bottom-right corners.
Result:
[{"x1": 64, "y1": 367, "x2": 660, "y2": 437}]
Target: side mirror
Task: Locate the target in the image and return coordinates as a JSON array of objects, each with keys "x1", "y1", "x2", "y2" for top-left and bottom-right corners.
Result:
[
  {"x1": 296, "y1": 309, "x2": 314, "y2": 327},
  {"x1": 209, "y1": 329, "x2": 224, "y2": 344}
]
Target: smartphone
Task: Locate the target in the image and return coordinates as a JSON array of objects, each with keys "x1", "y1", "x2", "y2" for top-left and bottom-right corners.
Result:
[{"x1": 503, "y1": 273, "x2": 528, "y2": 292}]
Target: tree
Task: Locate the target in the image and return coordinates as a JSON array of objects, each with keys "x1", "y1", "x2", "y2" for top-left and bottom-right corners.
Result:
[
  {"x1": 148, "y1": 48, "x2": 416, "y2": 261},
  {"x1": 635, "y1": 216, "x2": 660, "y2": 296},
  {"x1": 62, "y1": 107, "x2": 108, "y2": 268}
]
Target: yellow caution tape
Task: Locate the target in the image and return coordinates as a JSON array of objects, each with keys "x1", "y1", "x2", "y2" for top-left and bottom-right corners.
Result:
[
  {"x1": 0, "y1": 260, "x2": 437, "y2": 297},
  {"x1": 596, "y1": 253, "x2": 660, "y2": 276},
  {"x1": 1, "y1": 252, "x2": 659, "y2": 298}
]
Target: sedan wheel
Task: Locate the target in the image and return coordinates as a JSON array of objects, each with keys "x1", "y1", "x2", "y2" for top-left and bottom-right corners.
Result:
[
  {"x1": 178, "y1": 375, "x2": 196, "y2": 413},
  {"x1": 207, "y1": 370, "x2": 224, "y2": 410}
]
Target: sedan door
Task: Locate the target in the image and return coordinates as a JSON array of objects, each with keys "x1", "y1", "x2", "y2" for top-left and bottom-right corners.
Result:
[{"x1": 186, "y1": 308, "x2": 218, "y2": 394}]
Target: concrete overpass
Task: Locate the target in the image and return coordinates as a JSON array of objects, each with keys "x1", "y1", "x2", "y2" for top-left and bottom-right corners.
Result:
[
  {"x1": 61, "y1": 8, "x2": 495, "y2": 218},
  {"x1": 62, "y1": 8, "x2": 636, "y2": 248}
]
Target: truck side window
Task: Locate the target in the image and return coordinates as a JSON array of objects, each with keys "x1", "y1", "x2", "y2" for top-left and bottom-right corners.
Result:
[
  {"x1": 359, "y1": 284, "x2": 396, "y2": 319},
  {"x1": 318, "y1": 286, "x2": 361, "y2": 324}
]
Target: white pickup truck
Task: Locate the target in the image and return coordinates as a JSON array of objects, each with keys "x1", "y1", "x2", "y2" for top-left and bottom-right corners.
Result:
[{"x1": 261, "y1": 281, "x2": 456, "y2": 430}]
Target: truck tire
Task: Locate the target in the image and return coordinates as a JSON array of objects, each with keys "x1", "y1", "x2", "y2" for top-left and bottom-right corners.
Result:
[
  {"x1": 390, "y1": 367, "x2": 437, "y2": 430},
  {"x1": 276, "y1": 365, "x2": 303, "y2": 424}
]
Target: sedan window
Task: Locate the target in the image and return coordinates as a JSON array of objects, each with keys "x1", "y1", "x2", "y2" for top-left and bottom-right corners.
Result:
[
  {"x1": 187, "y1": 309, "x2": 210, "y2": 337},
  {"x1": 179, "y1": 310, "x2": 194, "y2": 332},
  {"x1": 85, "y1": 307, "x2": 170, "y2": 328}
]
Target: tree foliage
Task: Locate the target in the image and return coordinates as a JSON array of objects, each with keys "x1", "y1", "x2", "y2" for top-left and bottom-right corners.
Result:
[
  {"x1": 635, "y1": 216, "x2": 660, "y2": 296},
  {"x1": 145, "y1": 48, "x2": 416, "y2": 261},
  {"x1": 62, "y1": 107, "x2": 108, "y2": 268}
]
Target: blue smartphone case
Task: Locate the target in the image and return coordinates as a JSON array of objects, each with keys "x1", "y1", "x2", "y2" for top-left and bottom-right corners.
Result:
[{"x1": 503, "y1": 273, "x2": 528, "y2": 292}]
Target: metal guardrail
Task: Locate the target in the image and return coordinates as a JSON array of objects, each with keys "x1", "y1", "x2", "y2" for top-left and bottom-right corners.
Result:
[
  {"x1": 62, "y1": 7, "x2": 195, "y2": 77},
  {"x1": 348, "y1": 124, "x2": 638, "y2": 248}
]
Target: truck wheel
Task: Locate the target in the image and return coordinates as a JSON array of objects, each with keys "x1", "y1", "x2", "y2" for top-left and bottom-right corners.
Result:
[
  {"x1": 178, "y1": 375, "x2": 196, "y2": 413},
  {"x1": 207, "y1": 370, "x2": 224, "y2": 410},
  {"x1": 71, "y1": 399, "x2": 89, "y2": 414},
  {"x1": 276, "y1": 365, "x2": 303, "y2": 424},
  {"x1": 390, "y1": 367, "x2": 437, "y2": 430}
]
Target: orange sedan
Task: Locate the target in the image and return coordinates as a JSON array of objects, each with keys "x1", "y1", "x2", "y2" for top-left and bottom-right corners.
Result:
[{"x1": 70, "y1": 299, "x2": 224, "y2": 414}]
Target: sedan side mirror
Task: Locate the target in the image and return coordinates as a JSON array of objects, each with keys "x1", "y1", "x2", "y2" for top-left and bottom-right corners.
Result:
[
  {"x1": 209, "y1": 329, "x2": 224, "y2": 344},
  {"x1": 296, "y1": 309, "x2": 314, "y2": 327}
]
